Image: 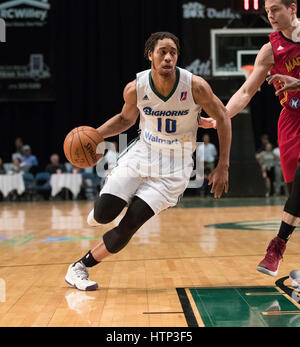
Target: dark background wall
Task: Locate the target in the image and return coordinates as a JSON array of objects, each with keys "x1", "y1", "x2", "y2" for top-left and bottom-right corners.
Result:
[
  {"x1": 0, "y1": 0, "x2": 183, "y2": 169},
  {"x1": 0, "y1": 0, "x2": 298, "y2": 176}
]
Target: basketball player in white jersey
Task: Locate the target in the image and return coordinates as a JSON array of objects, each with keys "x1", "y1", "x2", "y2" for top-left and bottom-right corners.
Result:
[{"x1": 65, "y1": 32, "x2": 232, "y2": 291}]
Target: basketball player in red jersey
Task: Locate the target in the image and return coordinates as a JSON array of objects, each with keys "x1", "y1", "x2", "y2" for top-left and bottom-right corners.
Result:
[{"x1": 221, "y1": 0, "x2": 300, "y2": 276}]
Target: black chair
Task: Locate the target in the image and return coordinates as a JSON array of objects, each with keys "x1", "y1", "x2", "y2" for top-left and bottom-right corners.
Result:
[
  {"x1": 35, "y1": 172, "x2": 51, "y2": 200},
  {"x1": 22, "y1": 172, "x2": 36, "y2": 201},
  {"x1": 82, "y1": 172, "x2": 98, "y2": 200}
]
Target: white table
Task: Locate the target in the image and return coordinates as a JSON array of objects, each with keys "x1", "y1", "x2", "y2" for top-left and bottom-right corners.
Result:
[
  {"x1": 0, "y1": 174, "x2": 25, "y2": 198},
  {"x1": 50, "y1": 173, "x2": 83, "y2": 199}
]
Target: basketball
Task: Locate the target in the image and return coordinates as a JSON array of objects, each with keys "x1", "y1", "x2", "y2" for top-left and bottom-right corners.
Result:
[{"x1": 63, "y1": 126, "x2": 104, "y2": 168}]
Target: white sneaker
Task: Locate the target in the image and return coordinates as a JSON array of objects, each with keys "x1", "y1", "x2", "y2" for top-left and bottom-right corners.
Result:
[
  {"x1": 290, "y1": 270, "x2": 300, "y2": 288},
  {"x1": 65, "y1": 262, "x2": 98, "y2": 291},
  {"x1": 87, "y1": 209, "x2": 100, "y2": 227}
]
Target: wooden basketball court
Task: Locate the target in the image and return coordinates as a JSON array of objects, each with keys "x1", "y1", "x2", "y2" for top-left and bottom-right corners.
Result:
[{"x1": 0, "y1": 197, "x2": 300, "y2": 327}]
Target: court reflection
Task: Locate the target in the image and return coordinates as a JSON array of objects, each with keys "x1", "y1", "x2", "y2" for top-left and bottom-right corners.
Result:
[
  {"x1": 132, "y1": 215, "x2": 161, "y2": 245},
  {"x1": 65, "y1": 291, "x2": 97, "y2": 326},
  {"x1": 0, "y1": 209, "x2": 25, "y2": 231},
  {"x1": 51, "y1": 204, "x2": 83, "y2": 230}
]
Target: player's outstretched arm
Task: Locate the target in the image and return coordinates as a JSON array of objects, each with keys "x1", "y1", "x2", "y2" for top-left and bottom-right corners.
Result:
[
  {"x1": 226, "y1": 43, "x2": 274, "y2": 119},
  {"x1": 193, "y1": 75, "x2": 232, "y2": 198},
  {"x1": 267, "y1": 74, "x2": 300, "y2": 95},
  {"x1": 96, "y1": 80, "x2": 140, "y2": 139}
]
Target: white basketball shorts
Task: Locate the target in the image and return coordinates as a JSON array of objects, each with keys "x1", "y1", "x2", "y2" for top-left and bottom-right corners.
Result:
[{"x1": 99, "y1": 139, "x2": 193, "y2": 215}]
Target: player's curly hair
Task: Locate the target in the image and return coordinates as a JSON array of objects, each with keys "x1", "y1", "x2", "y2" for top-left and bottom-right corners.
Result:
[{"x1": 144, "y1": 32, "x2": 180, "y2": 61}]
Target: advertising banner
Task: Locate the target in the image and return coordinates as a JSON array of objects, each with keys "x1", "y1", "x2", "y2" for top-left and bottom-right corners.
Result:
[{"x1": 0, "y1": 0, "x2": 54, "y2": 101}]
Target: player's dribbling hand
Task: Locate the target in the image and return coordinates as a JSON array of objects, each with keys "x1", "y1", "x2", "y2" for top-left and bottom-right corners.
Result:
[
  {"x1": 208, "y1": 165, "x2": 229, "y2": 199},
  {"x1": 198, "y1": 117, "x2": 217, "y2": 129}
]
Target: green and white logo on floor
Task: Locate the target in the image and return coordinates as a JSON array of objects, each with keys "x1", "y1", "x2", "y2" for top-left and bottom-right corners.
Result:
[{"x1": 178, "y1": 278, "x2": 300, "y2": 327}]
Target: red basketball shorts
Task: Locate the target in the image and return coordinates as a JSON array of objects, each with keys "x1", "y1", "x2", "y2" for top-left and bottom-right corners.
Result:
[{"x1": 278, "y1": 108, "x2": 300, "y2": 183}]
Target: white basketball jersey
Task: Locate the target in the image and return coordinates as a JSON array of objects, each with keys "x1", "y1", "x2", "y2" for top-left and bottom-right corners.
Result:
[{"x1": 136, "y1": 67, "x2": 201, "y2": 152}]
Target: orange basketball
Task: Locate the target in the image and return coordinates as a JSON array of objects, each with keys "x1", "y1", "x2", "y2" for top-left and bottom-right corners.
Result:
[{"x1": 63, "y1": 126, "x2": 104, "y2": 168}]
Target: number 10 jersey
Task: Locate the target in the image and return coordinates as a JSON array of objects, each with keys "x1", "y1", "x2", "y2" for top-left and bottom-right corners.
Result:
[{"x1": 136, "y1": 67, "x2": 202, "y2": 152}]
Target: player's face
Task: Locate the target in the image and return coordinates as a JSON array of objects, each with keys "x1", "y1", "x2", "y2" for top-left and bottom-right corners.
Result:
[
  {"x1": 149, "y1": 38, "x2": 178, "y2": 77},
  {"x1": 265, "y1": 0, "x2": 296, "y2": 31}
]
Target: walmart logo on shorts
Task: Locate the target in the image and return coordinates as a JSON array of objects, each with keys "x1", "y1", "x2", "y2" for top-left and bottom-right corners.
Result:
[{"x1": 143, "y1": 107, "x2": 189, "y2": 117}]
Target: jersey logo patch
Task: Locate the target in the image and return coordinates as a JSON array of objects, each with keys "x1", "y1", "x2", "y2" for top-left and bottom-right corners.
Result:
[
  {"x1": 290, "y1": 97, "x2": 300, "y2": 109},
  {"x1": 143, "y1": 95, "x2": 149, "y2": 100},
  {"x1": 180, "y1": 91, "x2": 187, "y2": 101}
]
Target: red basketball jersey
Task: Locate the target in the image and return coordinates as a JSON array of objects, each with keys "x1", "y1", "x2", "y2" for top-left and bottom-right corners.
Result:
[{"x1": 269, "y1": 31, "x2": 300, "y2": 112}]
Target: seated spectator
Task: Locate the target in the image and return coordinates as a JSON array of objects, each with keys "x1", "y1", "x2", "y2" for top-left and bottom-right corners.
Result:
[
  {"x1": 256, "y1": 134, "x2": 271, "y2": 154},
  {"x1": 257, "y1": 143, "x2": 276, "y2": 197},
  {"x1": 45, "y1": 154, "x2": 66, "y2": 174},
  {"x1": 10, "y1": 155, "x2": 27, "y2": 175},
  {"x1": 255, "y1": 134, "x2": 271, "y2": 165},
  {"x1": 20, "y1": 145, "x2": 38, "y2": 174},
  {"x1": 71, "y1": 165, "x2": 84, "y2": 174},
  {"x1": 273, "y1": 146, "x2": 286, "y2": 196},
  {"x1": 0, "y1": 157, "x2": 6, "y2": 175},
  {"x1": 64, "y1": 162, "x2": 84, "y2": 174},
  {"x1": 202, "y1": 134, "x2": 217, "y2": 173}
]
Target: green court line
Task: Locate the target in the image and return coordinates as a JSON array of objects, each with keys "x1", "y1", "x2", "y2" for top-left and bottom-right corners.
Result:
[
  {"x1": 177, "y1": 197, "x2": 286, "y2": 208},
  {"x1": 0, "y1": 234, "x2": 35, "y2": 247},
  {"x1": 205, "y1": 221, "x2": 300, "y2": 231}
]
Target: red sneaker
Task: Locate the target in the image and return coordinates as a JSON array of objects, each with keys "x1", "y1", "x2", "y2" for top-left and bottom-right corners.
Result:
[{"x1": 257, "y1": 237, "x2": 286, "y2": 276}]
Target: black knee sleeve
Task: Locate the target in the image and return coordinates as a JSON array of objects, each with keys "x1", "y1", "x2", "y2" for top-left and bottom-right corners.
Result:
[
  {"x1": 94, "y1": 194, "x2": 127, "y2": 224},
  {"x1": 103, "y1": 196, "x2": 154, "y2": 253},
  {"x1": 284, "y1": 163, "x2": 300, "y2": 217},
  {"x1": 103, "y1": 222, "x2": 137, "y2": 254}
]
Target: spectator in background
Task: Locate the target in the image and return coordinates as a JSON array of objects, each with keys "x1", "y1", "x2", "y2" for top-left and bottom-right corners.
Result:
[
  {"x1": 202, "y1": 134, "x2": 217, "y2": 173},
  {"x1": 257, "y1": 134, "x2": 271, "y2": 154},
  {"x1": 45, "y1": 154, "x2": 66, "y2": 174},
  {"x1": 255, "y1": 134, "x2": 271, "y2": 165},
  {"x1": 14, "y1": 137, "x2": 24, "y2": 155},
  {"x1": 10, "y1": 155, "x2": 27, "y2": 174},
  {"x1": 257, "y1": 143, "x2": 276, "y2": 197},
  {"x1": 64, "y1": 162, "x2": 84, "y2": 174},
  {"x1": 21, "y1": 145, "x2": 38, "y2": 174},
  {"x1": 0, "y1": 158, "x2": 6, "y2": 175},
  {"x1": 10, "y1": 137, "x2": 25, "y2": 170},
  {"x1": 273, "y1": 145, "x2": 286, "y2": 196},
  {"x1": 71, "y1": 165, "x2": 84, "y2": 174}
]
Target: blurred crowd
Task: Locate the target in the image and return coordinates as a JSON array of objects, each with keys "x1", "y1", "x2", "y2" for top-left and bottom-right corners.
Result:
[
  {"x1": 0, "y1": 134, "x2": 286, "y2": 202},
  {"x1": 0, "y1": 138, "x2": 119, "y2": 201}
]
